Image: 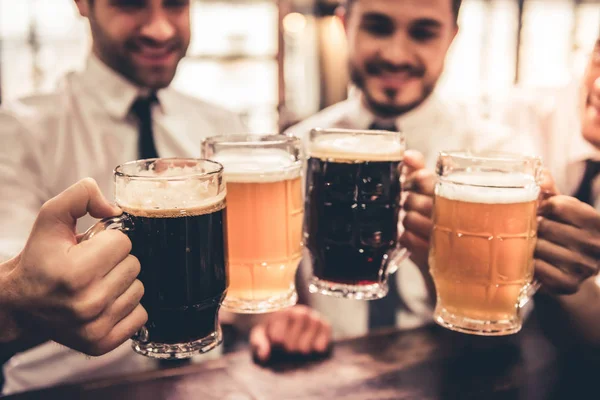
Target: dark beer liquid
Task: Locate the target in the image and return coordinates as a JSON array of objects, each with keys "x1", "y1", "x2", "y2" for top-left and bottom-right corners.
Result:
[
  {"x1": 306, "y1": 157, "x2": 402, "y2": 285},
  {"x1": 123, "y1": 203, "x2": 228, "y2": 345}
]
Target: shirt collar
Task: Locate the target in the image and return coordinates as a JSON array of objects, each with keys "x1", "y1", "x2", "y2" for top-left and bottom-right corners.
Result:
[
  {"x1": 79, "y1": 54, "x2": 169, "y2": 120},
  {"x1": 347, "y1": 89, "x2": 442, "y2": 132},
  {"x1": 564, "y1": 80, "x2": 600, "y2": 165}
]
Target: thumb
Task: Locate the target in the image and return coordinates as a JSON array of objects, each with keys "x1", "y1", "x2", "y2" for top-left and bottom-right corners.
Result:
[
  {"x1": 539, "y1": 168, "x2": 560, "y2": 197},
  {"x1": 403, "y1": 150, "x2": 426, "y2": 174},
  {"x1": 36, "y1": 178, "x2": 121, "y2": 232},
  {"x1": 249, "y1": 324, "x2": 271, "y2": 362}
]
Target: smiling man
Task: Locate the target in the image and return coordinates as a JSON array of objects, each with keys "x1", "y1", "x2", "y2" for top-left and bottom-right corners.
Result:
[
  {"x1": 0, "y1": 0, "x2": 333, "y2": 394},
  {"x1": 285, "y1": 0, "x2": 535, "y2": 339},
  {"x1": 0, "y1": 0, "x2": 246, "y2": 393}
]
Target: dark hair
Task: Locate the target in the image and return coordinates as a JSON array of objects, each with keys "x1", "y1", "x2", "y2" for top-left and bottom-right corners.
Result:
[{"x1": 345, "y1": 0, "x2": 463, "y2": 22}]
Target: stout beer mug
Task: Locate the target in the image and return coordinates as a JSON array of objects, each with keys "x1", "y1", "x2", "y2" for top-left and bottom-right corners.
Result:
[
  {"x1": 203, "y1": 135, "x2": 303, "y2": 313},
  {"x1": 430, "y1": 151, "x2": 542, "y2": 336},
  {"x1": 83, "y1": 158, "x2": 228, "y2": 359},
  {"x1": 305, "y1": 128, "x2": 407, "y2": 300}
]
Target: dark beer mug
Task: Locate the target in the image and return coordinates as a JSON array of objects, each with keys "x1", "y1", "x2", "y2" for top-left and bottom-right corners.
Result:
[
  {"x1": 82, "y1": 158, "x2": 228, "y2": 359},
  {"x1": 305, "y1": 128, "x2": 407, "y2": 300}
]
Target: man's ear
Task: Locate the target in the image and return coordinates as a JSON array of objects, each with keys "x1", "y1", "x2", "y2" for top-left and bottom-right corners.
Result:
[{"x1": 74, "y1": 0, "x2": 91, "y2": 18}]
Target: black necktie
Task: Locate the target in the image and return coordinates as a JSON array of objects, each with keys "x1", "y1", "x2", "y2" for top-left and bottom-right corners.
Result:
[
  {"x1": 574, "y1": 160, "x2": 600, "y2": 206},
  {"x1": 367, "y1": 120, "x2": 402, "y2": 330},
  {"x1": 131, "y1": 94, "x2": 159, "y2": 159}
]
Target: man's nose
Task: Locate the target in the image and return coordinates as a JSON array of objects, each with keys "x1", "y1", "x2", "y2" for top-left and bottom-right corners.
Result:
[
  {"x1": 379, "y1": 32, "x2": 417, "y2": 66},
  {"x1": 140, "y1": 9, "x2": 176, "y2": 43}
]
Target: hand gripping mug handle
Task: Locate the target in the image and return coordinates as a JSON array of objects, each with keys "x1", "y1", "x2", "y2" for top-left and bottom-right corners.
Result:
[
  {"x1": 80, "y1": 214, "x2": 133, "y2": 242},
  {"x1": 386, "y1": 246, "x2": 411, "y2": 276},
  {"x1": 518, "y1": 187, "x2": 554, "y2": 307}
]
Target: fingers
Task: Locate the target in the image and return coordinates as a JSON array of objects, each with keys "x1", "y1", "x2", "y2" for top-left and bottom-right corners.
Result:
[
  {"x1": 37, "y1": 178, "x2": 121, "y2": 231},
  {"x1": 403, "y1": 210, "x2": 433, "y2": 240},
  {"x1": 250, "y1": 324, "x2": 271, "y2": 362},
  {"x1": 539, "y1": 195, "x2": 600, "y2": 232},
  {"x1": 403, "y1": 150, "x2": 426, "y2": 173},
  {"x1": 283, "y1": 310, "x2": 309, "y2": 353},
  {"x1": 67, "y1": 256, "x2": 141, "y2": 323},
  {"x1": 538, "y1": 217, "x2": 600, "y2": 259},
  {"x1": 266, "y1": 311, "x2": 289, "y2": 348},
  {"x1": 538, "y1": 168, "x2": 560, "y2": 196},
  {"x1": 297, "y1": 316, "x2": 332, "y2": 354},
  {"x1": 535, "y1": 238, "x2": 598, "y2": 281},
  {"x1": 405, "y1": 169, "x2": 435, "y2": 195},
  {"x1": 534, "y1": 259, "x2": 581, "y2": 296},
  {"x1": 251, "y1": 306, "x2": 333, "y2": 362},
  {"x1": 89, "y1": 304, "x2": 148, "y2": 356},
  {"x1": 69, "y1": 230, "x2": 133, "y2": 281},
  {"x1": 74, "y1": 278, "x2": 144, "y2": 345},
  {"x1": 404, "y1": 193, "x2": 434, "y2": 219},
  {"x1": 313, "y1": 322, "x2": 332, "y2": 353}
]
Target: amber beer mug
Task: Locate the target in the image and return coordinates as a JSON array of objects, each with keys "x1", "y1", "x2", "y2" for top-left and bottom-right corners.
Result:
[
  {"x1": 430, "y1": 151, "x2": 542, "y2": 336},
  {"x1": 203, "y1": 135, "x2": 303, "y2": 313}
]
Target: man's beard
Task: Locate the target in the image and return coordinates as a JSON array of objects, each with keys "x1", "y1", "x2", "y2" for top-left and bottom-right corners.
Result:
[
  {"x1": 89, "y1": 18, "x2": 187, "y2": 89},
  {"x1": 349, "y1": 59, "x2": 435, "y2": 119}
]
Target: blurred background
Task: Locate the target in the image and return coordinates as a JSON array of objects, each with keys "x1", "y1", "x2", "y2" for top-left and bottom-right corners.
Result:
[{"x1": 0, "y1": 0, "x2": 599, "y2": 133}]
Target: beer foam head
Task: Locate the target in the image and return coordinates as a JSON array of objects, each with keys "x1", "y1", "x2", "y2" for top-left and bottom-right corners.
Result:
[
  {"x1": 115, "y1": 163, "x2": 225, "y2": 217},
  {"x1": 309, "y1": 133, "x2": 404, "y2": 162},
  {"x1": 212, "y1": 148, "x2": 301, "y2": 183},
  {"x1": 437, "y1": 172, "x2": 540, "y2": 204}
]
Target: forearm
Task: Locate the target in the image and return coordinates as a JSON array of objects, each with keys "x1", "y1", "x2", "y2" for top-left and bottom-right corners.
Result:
[
  {"x1": 0, "y1": 256, "x2": 48, "y2": 361},
  {"x1": 0, "y1": 256, "x2": 23, "y2": 362},
  {"x1": 534, "y1": 279, "x2": 600, "y2": 355}
]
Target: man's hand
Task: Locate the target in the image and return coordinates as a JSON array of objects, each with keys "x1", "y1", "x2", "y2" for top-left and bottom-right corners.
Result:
[
  {"x1": 399, "y1": 150, "x2": 436, "y2": 271},
  {"x1": 0, "y1": 178, "x2": 147, "y2": 356},
  {"x1": 249, "y1": 305, "x2": 332, "y2": 363},
  {"x1": 536, "y1": 195, "x2": 600, "y2": 295},
  {"x1": 397, "y1": 151, "x2": 436, "y2": 303}
]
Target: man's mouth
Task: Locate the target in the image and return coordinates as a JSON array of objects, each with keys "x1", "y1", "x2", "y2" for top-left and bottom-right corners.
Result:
[
  {"x1": 131, "y1": 45, "x2": 178, "y2": 66},
  {"x1": 376, "y1": 71, "x2": 419, "y2": 88}
]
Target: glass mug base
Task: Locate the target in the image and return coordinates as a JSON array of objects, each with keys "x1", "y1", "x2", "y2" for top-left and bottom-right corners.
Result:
[
  {"x1": 434, "y1": 307, "x2": 522, "y2": 336},
  {"x1": 308, "y1": 277, "x2": 388, "y2": 300},
  {"x1": 222, "y1": 290, "x2": 298, "y2": 314},
  {"x1": 131, "y1": 329, "x2": 223, "y2": 360}
]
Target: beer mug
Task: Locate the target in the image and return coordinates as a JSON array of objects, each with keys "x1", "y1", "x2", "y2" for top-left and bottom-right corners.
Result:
[
  {"x1": 203, "y1": 135, "x2": 303, "y2": 313},
  {"x1": 305, "y1": 128, "x2": 407, "y2": 300},
  {"x1": 430, "y1": 151, "x2": 543, "y2": 336},
  {"x1": 83, "y1": 158, "x2": 228, "y2": 359}
]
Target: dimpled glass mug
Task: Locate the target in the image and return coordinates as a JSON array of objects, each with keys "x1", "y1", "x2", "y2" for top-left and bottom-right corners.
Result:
[
  {"x1": 83, "y1": 158, "x2": 228, "y2": 359},
  {"x1": 429, "y1": 151, "x2": 542, "y2": 336}
]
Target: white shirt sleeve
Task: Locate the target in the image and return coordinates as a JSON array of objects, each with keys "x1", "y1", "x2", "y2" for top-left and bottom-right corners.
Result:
[{"x1": 0, "y1": 110, "x2": 49, "y2": 262}]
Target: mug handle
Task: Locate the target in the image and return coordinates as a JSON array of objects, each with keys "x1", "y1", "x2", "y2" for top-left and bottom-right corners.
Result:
[
  {"x1": 518, "y1": 187, "x2": 554, "y2": 307},
  {"x1": 80, "y1": 214, "x2": 133, "y2": 242},
  {"x1": 386, "y1": 247, "x2": 411, "y2": 275},
  {"x1": 518, "y1": 279, "x2": 541, "y2": 308}
]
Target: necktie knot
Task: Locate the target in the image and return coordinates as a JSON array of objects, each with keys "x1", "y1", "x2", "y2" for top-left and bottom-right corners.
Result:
[
  {"x1": 369, "y1": 120, "x2": 398, "y2": 132},
  {"x1": 130, "y1": 93, "x2": 158, "y2": 121}
]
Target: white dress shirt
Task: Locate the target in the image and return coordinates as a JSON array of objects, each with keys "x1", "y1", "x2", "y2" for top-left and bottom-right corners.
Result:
[
  {"x1": 286, "y1": 91, "x2": 536, "y2": 340},
  {"x1": 0, "y1": 55, "x2": 246, "y2": 395},
  {"x1": 488, "y1": 82, "x2": 600, "y2": 206}
]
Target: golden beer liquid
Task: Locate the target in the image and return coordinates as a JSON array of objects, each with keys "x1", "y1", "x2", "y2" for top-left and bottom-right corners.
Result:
[
  {"x1": 430, "y1": 184, "x2": 538, "y2": 323},
  {"x1": 224, "y1": 170, "x2": 303, "y2": 303}
]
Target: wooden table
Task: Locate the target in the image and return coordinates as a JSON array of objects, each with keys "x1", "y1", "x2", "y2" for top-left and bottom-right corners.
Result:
[{"x1": 4, "y1": 319, "x2": 597, "y2": 400}]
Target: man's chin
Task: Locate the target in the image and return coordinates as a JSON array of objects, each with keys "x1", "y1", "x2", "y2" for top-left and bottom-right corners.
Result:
[
  {"x1": 133, "y1": 70, "x2": 177, "y2": 90},
  {"x1": 364, "y1": 94, "x2": 425, "y2": 118}
]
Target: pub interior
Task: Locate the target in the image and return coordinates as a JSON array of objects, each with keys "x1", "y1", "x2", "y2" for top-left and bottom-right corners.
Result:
[{"x1": 1, "y1": 0, "x2": 600, "y2": 399}]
